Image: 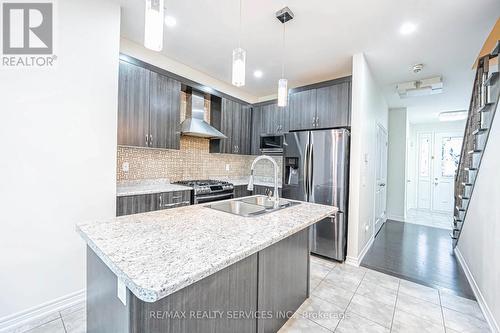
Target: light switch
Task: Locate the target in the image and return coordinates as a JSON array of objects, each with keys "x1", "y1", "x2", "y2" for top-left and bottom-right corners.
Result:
[
  {"x1": 122, "y1": 162, "x2": 129, "y2": 172},
  {"x1": 225, "y1": 164, "x2": 230, "y2": 171}
]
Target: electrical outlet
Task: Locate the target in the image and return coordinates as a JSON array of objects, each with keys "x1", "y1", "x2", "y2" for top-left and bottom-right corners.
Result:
[
  {"x1": 365, "y1": 223, "x2": 370, "y2": 232},
  {"x1": 122, "y1": 162, "x2": 129, "y2": 172},
  {"x1": 225, "y1": 164, "x2": 230, "y2": 171}
]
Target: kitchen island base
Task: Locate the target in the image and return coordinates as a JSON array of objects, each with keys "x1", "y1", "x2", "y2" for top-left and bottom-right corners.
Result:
[{"x1": 86, "y1": 228, "x2": 310, "y2": 333}]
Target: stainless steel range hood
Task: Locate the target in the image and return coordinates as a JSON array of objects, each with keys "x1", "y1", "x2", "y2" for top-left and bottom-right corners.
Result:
[{"x1": 180, "y1": 92, "x2": 227, "y2": 139}]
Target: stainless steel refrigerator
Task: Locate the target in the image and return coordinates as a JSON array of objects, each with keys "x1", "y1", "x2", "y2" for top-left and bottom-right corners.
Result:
[{"x1": 282, "y1": 129, "x2": 349, "y2": 261}]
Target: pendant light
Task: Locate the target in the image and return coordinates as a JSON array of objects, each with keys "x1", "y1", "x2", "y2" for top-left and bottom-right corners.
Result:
[
  {"x1": 232, "y1": 0, "x2": 246, "y2": 87},
  {"x1": 144, "y1": 0, "x2": 165, "y2": 51},
  {"x1": 276, "y1": 7, "x2": 294, "y2": 107}
]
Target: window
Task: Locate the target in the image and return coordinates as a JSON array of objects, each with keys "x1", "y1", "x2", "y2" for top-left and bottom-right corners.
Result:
[{"x1": 441, "y1": 137, "x2": 462, "y2": 177}]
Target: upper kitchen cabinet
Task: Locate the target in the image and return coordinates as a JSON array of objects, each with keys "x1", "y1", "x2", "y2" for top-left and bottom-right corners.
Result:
[
  {"x1": 261, "y1": 103, "x2": 287, "y2": 134},
  {"x1": 288, "y1": 89, "x2": 317, "y2": 131},
  {"x1": 117, "y1": 60, "x2": 181, "y2": 150},
  {"x1": 149, "y1": 72, "x2": 181, "y2": 149},
  {"x1": 117, "y1": 61, "x2": 150, "y2": 147},
  {"x1": 210, "y1": 97, "x2": 252, "y2": 155},
  {"x1": 287, "y1": 77, "x2": 352, "y2": 131},
  {"x1": 315, "y1": 81, "x2": 351, "y2": 128}
]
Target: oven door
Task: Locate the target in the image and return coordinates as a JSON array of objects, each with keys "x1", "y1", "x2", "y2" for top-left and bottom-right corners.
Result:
[{"x1": 194, "y1": 192, "x2": 234, "y2": 204}]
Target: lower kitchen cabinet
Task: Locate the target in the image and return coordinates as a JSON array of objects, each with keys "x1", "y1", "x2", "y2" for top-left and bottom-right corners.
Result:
[
  {"x1": 253, "y1": 185, "x2": 282, "y2": 197},
  {"x1": 234, "y1": 185, "x2": 252, "y2": 198},
  {"x1": 116, "y1": 190, "x2": 191, "y2": 216}
]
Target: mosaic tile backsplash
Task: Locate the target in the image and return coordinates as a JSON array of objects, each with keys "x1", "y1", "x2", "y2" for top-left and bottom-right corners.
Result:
[{"x1": 117, "y1": 141, "x2": 282, "y2": 182}]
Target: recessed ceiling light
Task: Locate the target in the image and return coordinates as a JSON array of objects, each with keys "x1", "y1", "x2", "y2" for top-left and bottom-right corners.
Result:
[
  {"x1": 164, "y1": 15, "x2": 177, "y2": 27},
  {"x1": 400, "y1": 22, "x2": 417, "y2": 35},
  {"x1": 253, "y1": 70, "x2": 263, "y2": 78}
]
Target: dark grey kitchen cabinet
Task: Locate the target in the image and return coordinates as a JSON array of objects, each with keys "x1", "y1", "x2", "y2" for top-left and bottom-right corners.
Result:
[
  {"x1": 288, "y1": 89, "x2": 317, "y2": 131},
  {"x1": 233, "y1": 104, "x2": 252, "y2": 155},
  {"x1": 117, "y1": 61, "x2": 150, "y2": 147},
  {"x1": 149, "y1": 72, "x2": 181, "y2": 149},
  {"x1": 287, "y1": 78, "x2": 351, "y2": 131},
  {"x1": 315, "y1": 81, "x2": 351, "y2": 128},
  {"x1": 250, "y1": 102, "x2": 287, "y2": 155},
  {"x1": 212, "y1": 98, "x2": 252, "y2": 155},
  {"x1": 252, "y1": 185, "x2": 282, "y2": 197},
  {"x1": 234, "y1": 185, "x2": 252, "y2": 198},
  {"x1": 251, "y1": 106, "x2": 263, "y2": 155},
  {"x1": 260, "y1": 103, "x2": 287, "y2": 135},
  {"x1": 116, "y1": 190, "x2": 191, "y2": 216},
  {"x1": 257, "y1": 229, "x2": 309, "y2": 333},
  {"x1": 117, "y1": 60, "x2": 181, "y2": 149}
]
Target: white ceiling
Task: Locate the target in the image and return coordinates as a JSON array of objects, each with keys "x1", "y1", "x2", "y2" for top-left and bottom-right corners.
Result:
[{"x1": 118, "y1": 0, "x2": 499, "y2": 122}]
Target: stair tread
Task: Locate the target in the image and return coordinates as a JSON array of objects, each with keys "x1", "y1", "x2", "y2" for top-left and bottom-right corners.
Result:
[
  {"x1": 472, "y1": 128, "x2": 488, "y2": 135},
  {"x1": 458, "y1": 194, "x2": 470, "y2": 200},
  {"x1": 484, "y1": 71, "x2": 499, "y2": 86},
  {"x1": 461, "y1": 182, "x2": 473, "y2": 186},
  {"x1": 455, "y1": 206, "x2": 466, "y2": 211},
  {"x1": 465, "y1": 167, "x2": 478, "y2": 171},
  {"x1": 477, "y1": 103, "x2": 494, "y2": 113},
  {"x1": 467, "y1": 149, "x2": 482, "y2": 154},
  {"x1": 492, "y1": 40, "x2": 500, "y2": 56}
]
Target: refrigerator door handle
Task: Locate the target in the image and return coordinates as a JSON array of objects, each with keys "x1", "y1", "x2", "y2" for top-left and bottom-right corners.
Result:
[
  {"x1": 309, "y1": 143, "x2": 314, "y2": 200},
  {"x1": 304, "y1": 143, "x2": 310, "y2": 198}
]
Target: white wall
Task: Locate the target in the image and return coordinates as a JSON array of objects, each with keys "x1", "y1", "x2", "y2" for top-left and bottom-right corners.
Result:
[
  {"x1": 386, "y1": 108, "x2": 408, "y2": 221},
  {"x1": 457, "y1": 103, "x2": 500, "y2": 332},
  {"x1": 347, "y1": 53, "x2": 388, "y2": 263},
  {"x1": 0, "y1": 0, "x2": 120, "y2": 323},
  {"x1": 406, "y1": 121, "x2": 466, "y2": 210},
  {"x1": 120, "y1": 38, "x2": 259, "y2": 104}
]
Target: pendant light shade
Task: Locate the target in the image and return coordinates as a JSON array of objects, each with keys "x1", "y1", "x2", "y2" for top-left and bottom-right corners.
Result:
[
  {"x1": 144, "y1": 0, "x2": 164, "y2": 51},
  {"x1": 232, "y1": 0, "x2": 245, "y2": 87},
  {"x1": 277, "y1": 78, "x2": 288, "y2": 107},
  {"x1": 276, "y1": 7, "x2": 293, "y2": 108},
  {"x1": 232, "y1": 47, "x2": 246, "y2": 87}
]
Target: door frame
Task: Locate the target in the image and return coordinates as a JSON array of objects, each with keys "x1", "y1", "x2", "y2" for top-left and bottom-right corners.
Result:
[{"x1": 373, "y1": 122, "x2": 388, "y2": 237}]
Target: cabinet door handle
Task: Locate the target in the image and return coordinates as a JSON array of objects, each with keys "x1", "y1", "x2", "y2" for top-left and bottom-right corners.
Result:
[
  {"x1": 316, "y1": 116, "x2": 319, "y2": 127},
  {"x1": 159, "y1": 194, "x2": 163, "y2": 207},
  {"x1": 163, "y1": 201, "x2": 190, "y2": 208},
  {"x1": 145, "y1": 135, "x2": 149, "y2": 146},
  {"x1": 149, "y1": 134, "x2": 153, "y2": 146},
  {"x1": 171, "y1": 195, "x2": 182, "y2": 202}
]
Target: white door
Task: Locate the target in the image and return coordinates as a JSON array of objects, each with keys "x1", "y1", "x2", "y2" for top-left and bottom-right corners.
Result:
[
  {"x1": 432, "y1": 133, "x2": 463, "y2": 213},
  {"x1": 374, "y1": 124, "x2": 388, "y2": 235},
  {"x1": 417, "y1": 133, "x2": 432, "y2": 210}
]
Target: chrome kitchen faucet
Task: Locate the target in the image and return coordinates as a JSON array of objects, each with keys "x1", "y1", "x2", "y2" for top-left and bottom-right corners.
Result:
[{"x1": 248, "y1": 155, "x2": 280, "y2": 204}]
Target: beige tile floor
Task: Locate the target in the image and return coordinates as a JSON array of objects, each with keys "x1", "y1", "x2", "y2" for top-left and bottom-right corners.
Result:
[
  {"x1": 281, "y1": 256, "x2": 490, "y2": 333},
  {"x1": 7, "y1": 256, "x2": 490, "y2": 333}
]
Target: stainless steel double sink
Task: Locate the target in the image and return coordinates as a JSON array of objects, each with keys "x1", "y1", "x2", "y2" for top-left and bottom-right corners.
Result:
[{"x1": 206, "y1": 195, "x2": 300, "y2": 217}]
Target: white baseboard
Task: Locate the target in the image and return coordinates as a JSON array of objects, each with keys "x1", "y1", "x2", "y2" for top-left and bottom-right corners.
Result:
[
  {"x1": 0, "y1": 290, "x2": 85, "y2": 332},
  {"x1": 454, "y1": 248, "x2": 499, "y2": 333},
  {"x1": 387, "y1": 214, "x2": 405, "y2": 222},
  {"x1": 345, "y1": 234, "x2": 374, "y2": 267}
]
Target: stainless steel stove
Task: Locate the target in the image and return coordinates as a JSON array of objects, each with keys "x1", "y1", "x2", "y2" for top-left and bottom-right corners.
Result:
[{"x1": 173, "y1": 179, "x2": 234, "y2": 204}]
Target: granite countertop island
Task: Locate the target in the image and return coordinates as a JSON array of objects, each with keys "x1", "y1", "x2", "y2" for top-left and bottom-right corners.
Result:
[
  {"x1": 77, "y1": 197, "x2": 335, "y2": 303},
  {"x1": 116, "y1": 179, "x2": 192, "y2": 197}
]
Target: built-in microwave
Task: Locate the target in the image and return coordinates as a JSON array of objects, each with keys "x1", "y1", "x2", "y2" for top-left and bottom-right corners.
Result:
[{"x1": 260, "y1": 135, "x2": 284, "y2": 154}]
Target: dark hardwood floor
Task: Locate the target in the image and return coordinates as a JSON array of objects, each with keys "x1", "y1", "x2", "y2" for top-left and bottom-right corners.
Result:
[{"x1": 360, "y1": 220, "x2": 475, "y2": 299}]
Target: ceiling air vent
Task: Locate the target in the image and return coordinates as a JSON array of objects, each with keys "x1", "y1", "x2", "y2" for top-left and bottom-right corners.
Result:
[{"x1": 397, "y1": 76, "x2": 443, "y2": 98}]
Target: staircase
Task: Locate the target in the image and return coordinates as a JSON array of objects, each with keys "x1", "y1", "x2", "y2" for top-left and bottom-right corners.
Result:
[{"x1": 452, "y1": 41, "x2": 500, "y2": 247}]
